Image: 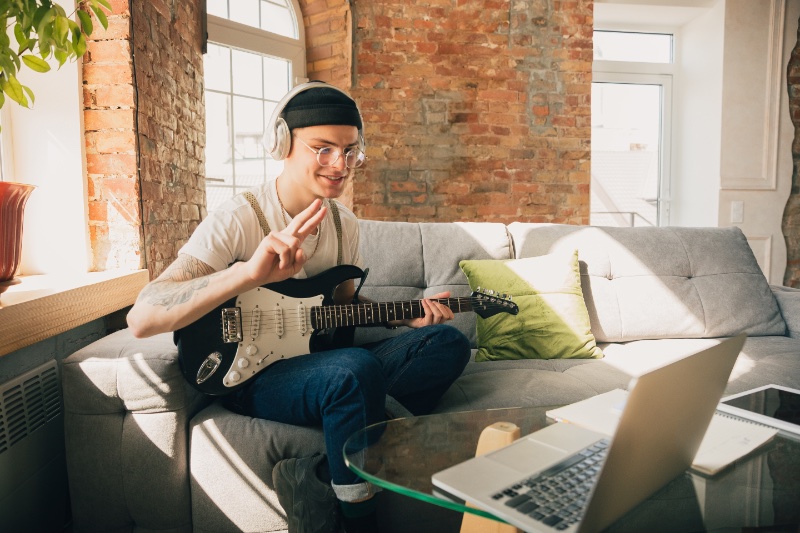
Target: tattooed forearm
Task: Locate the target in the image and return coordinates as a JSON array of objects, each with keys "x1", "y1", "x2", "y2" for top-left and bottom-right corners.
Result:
[
  {"x1": 163, "y1": 254, "x2": 217, "y2": 282},
  {"x1": 139, "y1": 276, "x2": 212, "y2": 310},
  {"x1": 139, "y1": 255, "x2": 219, "y2": 310}
]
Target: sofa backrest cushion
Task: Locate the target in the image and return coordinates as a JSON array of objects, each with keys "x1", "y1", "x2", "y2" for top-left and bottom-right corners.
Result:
[
  {"x1": 355, "y1": 220, "x2": 513, "y2": 346},
  {"x1": 507, "y1": 223, "x2": 786, "y2": 342}
]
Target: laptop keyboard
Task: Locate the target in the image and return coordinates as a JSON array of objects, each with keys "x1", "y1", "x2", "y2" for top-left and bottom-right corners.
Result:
[{"x1": 490, "y1": 438, "x2": 610, "y2": 531}]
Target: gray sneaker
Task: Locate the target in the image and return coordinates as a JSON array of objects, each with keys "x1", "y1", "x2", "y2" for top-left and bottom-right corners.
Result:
[{"x1": 273, "y1": 453, "x2": 341, "y2": 533}]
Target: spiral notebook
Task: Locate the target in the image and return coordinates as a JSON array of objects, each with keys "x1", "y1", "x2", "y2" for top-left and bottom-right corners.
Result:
[{"x1": 547, "y1": 388, "x2": 777, "y2": 476}]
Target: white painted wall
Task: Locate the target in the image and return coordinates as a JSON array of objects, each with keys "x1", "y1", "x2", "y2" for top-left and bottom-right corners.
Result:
[
  {"x1": 4, "y1": 0, "x2": 90, "y2": 276},
  {"x1": 718, "y1": 0, "x2": 797, "y2": 284},
  {"x1": 671, "y1": 0, "x2": 725, "y2": 228}
]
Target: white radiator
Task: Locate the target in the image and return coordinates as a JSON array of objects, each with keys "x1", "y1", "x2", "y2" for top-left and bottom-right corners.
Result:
[{"x1": 0, "y1": 360, "x2": 69, "y2": 532}]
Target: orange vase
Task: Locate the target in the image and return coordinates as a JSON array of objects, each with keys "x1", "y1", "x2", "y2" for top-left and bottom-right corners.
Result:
[{"x1": 0, "y1": 181, "x2": 35, "y2": 292}]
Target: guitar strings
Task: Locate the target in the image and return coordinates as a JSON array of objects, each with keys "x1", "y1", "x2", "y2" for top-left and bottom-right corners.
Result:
[{"x1": 232, "y1": 299, "x2": 514, "y2": 332}]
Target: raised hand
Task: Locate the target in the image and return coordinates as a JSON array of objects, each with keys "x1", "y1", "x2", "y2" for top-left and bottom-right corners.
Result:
[{"x1": 245, "y1": 199, "x2": 328, "y2": 286}]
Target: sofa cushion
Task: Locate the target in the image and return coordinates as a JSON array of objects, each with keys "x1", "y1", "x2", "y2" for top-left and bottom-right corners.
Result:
[
  {"x1": 189, "y1": 402, "x2": 326, "y2": 532},
  {"x1": 508, "y1": 224, "x2": 786, "y2": 342},
  {"x1": 459, "y1": 251, "x2": 603, "y2": 361},
  {"x1": 354, "y1": 220, "x2": 512, "y2": 347},
  {"x1": 434, "y1": 359, "x2": 627, "y2": 413},
  {"x1": 62, "y1": 330, "x2": 208, "y2": 532}
]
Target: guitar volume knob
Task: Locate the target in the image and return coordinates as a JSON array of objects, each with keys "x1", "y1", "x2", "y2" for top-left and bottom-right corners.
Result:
[
  {"x1": 228, "y1": 371, "x2": 241, "y2": 382},
  {"x1": 245, "y1": 344, "x2": 258, "y2": 356},
  {"x1": 238, "y1": 358, "x2": 250, "y2": 369}
]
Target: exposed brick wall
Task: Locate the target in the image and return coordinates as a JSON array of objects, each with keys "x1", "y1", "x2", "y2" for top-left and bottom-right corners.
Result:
[
  {"x1": 85, "y1": 0, "x2": 591, "y2": 277},
  {"x1": 300, "y1": 0, "x2": 354, "y2": 207},
  {"x1": 298, "y1": 0, "x2": 592, "y2": 223},
  {"x1": 83, "y1": 0, "x2": 141, "y2": 271},
  {"x1": 349, "y1": 0, "x2": 593, "y2": 223},
  {"x1": 84, "y1": 0, "x2": 205, "y2": 279},
  {"x1": 302, "y1": 0, "x2": 351, "y2": 86},
  {"x1": 785, "y1": 14, "x2": 800, "y2": 288},
  {"x1": 131, "y1": 0, "x2": 205, "y2": 278}
]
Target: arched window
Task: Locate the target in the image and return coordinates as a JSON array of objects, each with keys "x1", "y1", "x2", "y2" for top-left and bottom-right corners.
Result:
[{"x1": 204, "y1": 0, "x2": 306, "y2": 211}]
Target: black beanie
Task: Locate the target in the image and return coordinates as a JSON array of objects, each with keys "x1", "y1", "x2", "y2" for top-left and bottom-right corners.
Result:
[{"x1": 282, "y1": 86, "x2": 362, "y2": 130}]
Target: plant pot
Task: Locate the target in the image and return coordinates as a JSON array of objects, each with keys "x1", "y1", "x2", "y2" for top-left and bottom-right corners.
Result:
[{"x1": 0, "y1": 181, "x2": 35, "y2": 294}]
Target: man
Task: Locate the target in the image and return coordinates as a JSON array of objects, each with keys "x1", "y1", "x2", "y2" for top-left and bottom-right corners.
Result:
[{"x1": 127, "y1": 82, "x2": 471, "y2": 533}]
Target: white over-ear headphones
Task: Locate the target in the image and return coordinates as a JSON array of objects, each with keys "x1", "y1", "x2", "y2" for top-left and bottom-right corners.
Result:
[{"x1": 265, "y1": 81, "x2": 366, "y2": 161}]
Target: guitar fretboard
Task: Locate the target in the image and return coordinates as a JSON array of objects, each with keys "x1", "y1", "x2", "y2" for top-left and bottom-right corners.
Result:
[{"x1": 310, "y1": 297, "x2": 486, "y2": 329}]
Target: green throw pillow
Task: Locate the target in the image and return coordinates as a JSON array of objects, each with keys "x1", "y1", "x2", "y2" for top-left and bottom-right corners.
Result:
[{"x1": 460, "y1": 251, "x2": 603, "y2": 361}]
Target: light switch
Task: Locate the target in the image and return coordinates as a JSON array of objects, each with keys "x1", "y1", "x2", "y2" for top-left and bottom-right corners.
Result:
[{"x1": 731, "y1": 201, "x2": 744, "y2": 224}]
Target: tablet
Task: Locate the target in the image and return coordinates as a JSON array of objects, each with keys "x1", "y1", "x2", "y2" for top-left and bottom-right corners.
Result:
[{"x1": 717, "y1": 384, "x2": 800, "y2": 438}]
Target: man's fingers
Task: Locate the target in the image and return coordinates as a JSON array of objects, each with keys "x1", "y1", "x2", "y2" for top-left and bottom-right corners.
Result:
[
  {"x1": 422, "y1": 299, "x2": 444, "y2": 324},
  {"x1": 287, "y1": 199, "x2": 326, "y2": 237},
  {"x1": 421, "y1": 294, "x2": 454, "y2": 323}
]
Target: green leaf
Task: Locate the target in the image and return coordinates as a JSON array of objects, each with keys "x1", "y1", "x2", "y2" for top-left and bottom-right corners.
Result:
[
  {"x1": 22, "y1": 54, "x2": 50, "y2": 72},
  {"x1": 0, "y1": 54, "x2": 17, "y2": 78},
  {"x1": 89, "y1": 4, "x2": 107, "y2": 30},
  {"x1": 22, "y1": 84, "x2": 34, "y2": 106},
  {"x1": 54, "y1": 47, "x2": 67, "y2": 66},
  {"x1": 55, "y1": 15, "x2": 70, "y2": 48},
  {"x1": 94, "y1": 0, "x2": 112, "y2": 11},
  {"x1": 0, "y1": 89, "x2": 6, "y2": 111},
  {"x1": 24, "y1": 38, "x2": 37, "y2": 54},
  {"x1": 73, "y1": 31, "x2": 86, "y2": 57},
  {"x1": 0, "y1": 74, "x2": 29, "y2": 107},
  {"x1": 36, "y1": 9, "x2": 55, "y2": 54},
  {"x1": 13, "y1": 22, "x2": 26, "y2": 46},
  {"x1": 76, "y1": 9, "x2": 92, "y2": 35},
  {"x1": 32, "y1": 5, "x2": 49, "y2": 31}
]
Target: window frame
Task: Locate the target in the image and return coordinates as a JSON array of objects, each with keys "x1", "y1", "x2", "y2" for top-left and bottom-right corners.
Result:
[
  {"x1": 204, "y1": 4, "x2": 306, "y2": 209},
  {"x1": 592, "y1": 30, "x2": 676, "y2": 227}
]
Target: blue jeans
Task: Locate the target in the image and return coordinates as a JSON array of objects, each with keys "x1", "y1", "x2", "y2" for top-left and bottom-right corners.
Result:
[{"x1": 224, "y1": 324, "x2": 470, "y2": 502}]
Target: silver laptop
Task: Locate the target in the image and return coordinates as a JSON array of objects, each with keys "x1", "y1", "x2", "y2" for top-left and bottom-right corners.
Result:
[{"x1": 432, "y1": 333, "x2": 746, "y2": 533}]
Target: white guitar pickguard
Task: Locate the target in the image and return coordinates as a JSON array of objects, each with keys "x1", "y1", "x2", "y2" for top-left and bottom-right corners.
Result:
[{"x1": 221, "y1": 286, "x2": 324, "y2": 388}]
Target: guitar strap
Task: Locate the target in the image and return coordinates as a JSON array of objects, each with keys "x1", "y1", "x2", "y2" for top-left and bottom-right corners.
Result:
[
  {"x1": 243, "y1": 191, "x2": 271, "y2": 235},
  {"x1": 329, "y1": 200, "x2": 344, "y2": 266},
  {"x1": 242, "y1": 191, "x2": 343, "y2": 265}
]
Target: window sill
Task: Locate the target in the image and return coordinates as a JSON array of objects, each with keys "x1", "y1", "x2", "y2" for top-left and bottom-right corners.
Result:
[{"x1": 0, "y1": 270, "x2": 149, "y2": 357}]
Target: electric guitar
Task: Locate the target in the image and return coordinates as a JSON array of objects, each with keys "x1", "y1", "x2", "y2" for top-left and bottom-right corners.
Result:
[{"x1": 176, "y1": 264, "x2": 517, "y2": 395}]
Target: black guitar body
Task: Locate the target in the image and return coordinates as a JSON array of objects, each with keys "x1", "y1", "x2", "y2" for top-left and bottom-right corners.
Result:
[
  {"x1": 175, "y1": 264, "x2": 516, "y2": 395},
  {"x1": 176, "y1": 264, "x2": 364, "y2": 396}
]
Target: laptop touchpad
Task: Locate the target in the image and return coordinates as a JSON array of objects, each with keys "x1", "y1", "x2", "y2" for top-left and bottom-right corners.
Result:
[{"x1": 487, "y1": 441, "x2": 567, "y2": 473}]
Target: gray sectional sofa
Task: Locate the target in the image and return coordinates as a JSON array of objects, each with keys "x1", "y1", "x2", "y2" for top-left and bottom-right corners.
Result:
[{"x1": 62, "y1": 221, "x2": 800, "y2": 532}]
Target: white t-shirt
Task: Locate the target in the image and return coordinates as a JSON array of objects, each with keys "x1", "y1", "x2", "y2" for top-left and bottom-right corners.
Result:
[{"x1": 179, "y1": 179, "x2": 362, "y2": 279}]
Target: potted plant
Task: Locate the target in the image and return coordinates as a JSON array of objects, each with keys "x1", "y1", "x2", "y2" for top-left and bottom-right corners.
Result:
[{"x1": 0, "y1": 0, "x2": 111, "y2": 294}]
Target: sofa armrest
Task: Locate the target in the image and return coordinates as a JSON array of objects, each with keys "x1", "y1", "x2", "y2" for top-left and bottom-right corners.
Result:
[
  {"x1": 770, "y1": 285, "x2": 800, "y2": 338},
  {"x1": 62, "y1": 328, "x2": 209, "y2": 532}
]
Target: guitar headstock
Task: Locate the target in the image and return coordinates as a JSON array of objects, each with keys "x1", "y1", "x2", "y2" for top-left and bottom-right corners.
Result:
[{"x1": 470, "y1": 288, "x2": 519, "y2": 318}]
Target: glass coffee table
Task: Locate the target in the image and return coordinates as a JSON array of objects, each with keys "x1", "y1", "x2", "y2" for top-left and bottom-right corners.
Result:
[{"x1": 343, "y1": 406, "x2": 800, "y2": 531}]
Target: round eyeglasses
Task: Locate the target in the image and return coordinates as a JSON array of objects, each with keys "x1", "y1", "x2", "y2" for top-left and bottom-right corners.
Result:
[{"x1": 295, "y1": 137, "x2": 366, "y2": 169}]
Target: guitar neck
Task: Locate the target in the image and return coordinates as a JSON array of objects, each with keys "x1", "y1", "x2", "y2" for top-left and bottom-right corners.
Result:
[{"x1": 311, "y1": 298, "x2": 474, "y2": 329}]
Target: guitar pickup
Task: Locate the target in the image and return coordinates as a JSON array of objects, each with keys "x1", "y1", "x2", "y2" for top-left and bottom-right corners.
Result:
[
  {"x1": 275, "y1": 305, "x2": 284, "y2": 338},
  {"x1": 221, "y1": 307, "x2": 243, "y2": 343},
  {"x1": 297, "y1": 302, "x2": 307, "y2": 335},
  {"x1": 251, "y1": 307, "x2": 261, "y2": 338}
]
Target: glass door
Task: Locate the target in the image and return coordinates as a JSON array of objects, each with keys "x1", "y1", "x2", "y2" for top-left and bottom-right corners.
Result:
[{"x1": 591, "y1": 76, "x2": 671, "y2": 227}]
